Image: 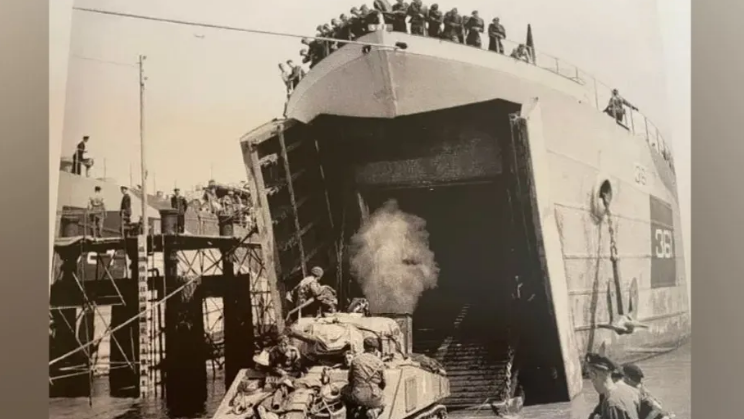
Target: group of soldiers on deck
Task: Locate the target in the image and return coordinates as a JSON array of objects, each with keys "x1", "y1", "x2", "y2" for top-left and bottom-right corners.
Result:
[{"x1": 282, "y1": 1, "x2": 535, "y2": 92}]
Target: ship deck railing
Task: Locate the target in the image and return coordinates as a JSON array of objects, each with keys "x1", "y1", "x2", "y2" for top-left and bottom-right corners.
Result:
[{"x1": 305, "y1": 26, "x2": 676, "y2": 174}]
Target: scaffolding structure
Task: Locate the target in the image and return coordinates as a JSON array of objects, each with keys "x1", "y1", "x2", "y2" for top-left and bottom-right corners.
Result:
[{"x1": 48, "y1": 207, "x2": 279, "y2": 404}]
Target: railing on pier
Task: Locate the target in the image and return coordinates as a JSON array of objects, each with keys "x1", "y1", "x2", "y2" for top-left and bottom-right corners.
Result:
[{"x1": 303, "y1": 27, "x2": 676, "y2": 174}]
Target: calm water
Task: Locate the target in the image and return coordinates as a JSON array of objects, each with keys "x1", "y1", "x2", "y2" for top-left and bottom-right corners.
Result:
[{"x1": 49, "y1": 343, "x2": 691, "y2": 419}]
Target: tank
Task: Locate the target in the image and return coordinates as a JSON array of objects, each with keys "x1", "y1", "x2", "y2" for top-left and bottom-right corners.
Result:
[{"x1": 211, "y1": 307, "x2": 450, "y2": 419}]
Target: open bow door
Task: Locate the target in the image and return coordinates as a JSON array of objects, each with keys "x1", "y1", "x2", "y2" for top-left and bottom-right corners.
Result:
[
  {"x1": 241, "y1": 119, "x2": 337, "y2": 327},
  {"x1": 505, "y1": 99, "x2": 583, "y2": 399}
]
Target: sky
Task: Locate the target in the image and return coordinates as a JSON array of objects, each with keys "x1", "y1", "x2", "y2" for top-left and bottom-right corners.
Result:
[{"x1": 51, "y1": 0, "x2": 690, "y2": 286}]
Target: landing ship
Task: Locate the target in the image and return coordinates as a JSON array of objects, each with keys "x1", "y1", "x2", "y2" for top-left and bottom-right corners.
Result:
[{"x1": 238, "y1": 25, "x2": 690, "y2": 411}]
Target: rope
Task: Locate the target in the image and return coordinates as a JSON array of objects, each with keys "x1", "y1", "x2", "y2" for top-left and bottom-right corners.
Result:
[
  {"x1": 72, "y1": 7, "x2": 400, "y2": 50},
  {"x1": 49, "y1": 230, "x2": 256, "y2": 367}
]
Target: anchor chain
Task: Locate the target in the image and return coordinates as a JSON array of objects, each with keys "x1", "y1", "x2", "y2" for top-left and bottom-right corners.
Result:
[
  {"x1": 602, "y1": 190, "x2": 625, "y2": 317},
  {"x1": 501, "y1": 333, "x2": 516, "y2": 401}
]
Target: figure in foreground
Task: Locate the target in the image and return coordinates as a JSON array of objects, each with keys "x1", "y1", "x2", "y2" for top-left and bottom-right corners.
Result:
[{"x1": 343, "y1": 337, "x2": 387, "y2": 419}]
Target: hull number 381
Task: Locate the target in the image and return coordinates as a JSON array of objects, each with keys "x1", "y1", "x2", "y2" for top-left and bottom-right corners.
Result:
[
  {"x1": 654, "y1": 228, "x2": 674, "y2": 259},
  {"x1": 649, "y1": 196, "x2": 676, "y2": 288}
]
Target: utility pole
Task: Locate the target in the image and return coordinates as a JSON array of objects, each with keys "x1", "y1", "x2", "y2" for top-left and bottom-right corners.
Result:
[{"x1": 136, "y1": 54, "x2": 151, "y2": 399}]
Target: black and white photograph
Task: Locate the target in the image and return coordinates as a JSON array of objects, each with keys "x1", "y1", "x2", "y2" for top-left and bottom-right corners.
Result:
[{"x1": 48, "y1": 1, "x2": 691, "y2": 418}]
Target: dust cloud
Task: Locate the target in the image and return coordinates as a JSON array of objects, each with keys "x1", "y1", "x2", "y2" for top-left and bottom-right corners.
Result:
[{"x1": 349, "y1": 199, "x2": 439, "y2": 314}]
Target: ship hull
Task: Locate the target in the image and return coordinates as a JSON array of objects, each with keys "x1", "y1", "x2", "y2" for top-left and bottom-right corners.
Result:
[{"x1": 244, "y1": 30, "x2": 689, "y2": 405}]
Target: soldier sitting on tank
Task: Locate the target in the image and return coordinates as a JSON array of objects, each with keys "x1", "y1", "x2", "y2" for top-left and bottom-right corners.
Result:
[
  {"x1": 604, "y1": 89, "x2": 639, "y2": 125},
  {"x1": 267, "y1": 335, "x2": 304, "y2": 379},
  {"x1": 343, "y1": 337, "x2": 387, "y2": 419},
  {"x1": 287, "y1": 266, "x2": 338, "y2": 317}
]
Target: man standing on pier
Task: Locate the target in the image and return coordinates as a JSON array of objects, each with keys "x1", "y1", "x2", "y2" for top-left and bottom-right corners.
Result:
[
  {"x1": 586, "y1": 353, "x2": 641, "y2": 419},
  {"x1": 171, "y1": 188, "x2": 189, "y2": 234},
  {"x1": 119, "y1": 186, "x2": 132, "y2": 238},
  {"x1": 621, "y1": 363, "x2": 675, "y2": 419},
  {"x1": 88, "y1": 186, "x2": 106, "y2": 238}
]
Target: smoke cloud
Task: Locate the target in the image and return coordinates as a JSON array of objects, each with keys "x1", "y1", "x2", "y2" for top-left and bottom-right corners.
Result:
[{"x1": 349, "y1": 199, "x2": 439, "y2": 314}]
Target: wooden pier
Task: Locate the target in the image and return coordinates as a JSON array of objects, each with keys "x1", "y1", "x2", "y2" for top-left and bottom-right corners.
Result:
[{"x1": 48, "y1": 208, "x2": 279, "y2": 413}]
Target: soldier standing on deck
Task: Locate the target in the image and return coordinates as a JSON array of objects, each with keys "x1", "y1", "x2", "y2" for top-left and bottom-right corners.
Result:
[
  {"x1": 361, "y1": 4, "x2": 379, "y2": 27},
  {"x1": 339, "y1": 14, "x2": 353, "y2": 41},
  {"x1": 72, "y1": 135, "x2": 91, "y2": 176},
  {"x1": 373, "y1": 0, "x2": 394, "y2": 26},
  {"x1": 407, "y1": 0, "x2": 426, "y2": 36},
  {"x1": 87, "y1": 186, "x2": 106, "y2": 238},
  {"x1": 426, "y1": 4, "x2": 443, "y2": 38},
  {"x1": 488, "y1": 17, "x2": 506, "y2": 53},
  {"x1": 350, "y1": 7, "x2": 366, "y2": 38},
  {"x1": 604, "y1": 89, "x2": 638, "y2": 125},
  {"x1": 287, "y1": 60, "x2": 305, "y2": 90},
  {"x1": 442, "y1": 8, "x2": 462, "y2": 42},
  {"x1": 119, "y1": 186, "x2": 132, "y2": 238},
  {"x1": 391, "y1": 0, "x2": 409, "y2": 33},
  {"x1": 171, "y1": 188, "x2": 189, "y2": 234},
  {"x1": 465, "y1": 10, "x2": 484, "y2": 47}
]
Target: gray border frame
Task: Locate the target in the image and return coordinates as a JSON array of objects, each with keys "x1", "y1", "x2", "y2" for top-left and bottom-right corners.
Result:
[
  {"x1": 0, "y1": 0, "x2": 737, "y2": 417},
  {"x1": 0, "y1": 0, "x2": 50, "y2": 418}
]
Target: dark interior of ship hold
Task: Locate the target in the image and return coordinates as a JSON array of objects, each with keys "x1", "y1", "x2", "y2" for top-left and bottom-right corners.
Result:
[
  {"x1": 253, "y1": 99, "x2": 571, "y2": 410},
  {"x1": 307, "y1": 100, "x2": 571, "y2": 408}
]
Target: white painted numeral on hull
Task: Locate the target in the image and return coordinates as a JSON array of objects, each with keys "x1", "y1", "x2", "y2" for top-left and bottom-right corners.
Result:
[{"x1": 654, "y1": 228, "x2": 674, "y2": 258}]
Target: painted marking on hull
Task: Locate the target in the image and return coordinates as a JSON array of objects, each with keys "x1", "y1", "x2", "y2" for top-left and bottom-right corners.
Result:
[
  {"x1": 649, "y1": 196, "x2": 676, "y2": 288},
  {"x1": 634, "y1": 163, "x2": 650, "y2": 187}
]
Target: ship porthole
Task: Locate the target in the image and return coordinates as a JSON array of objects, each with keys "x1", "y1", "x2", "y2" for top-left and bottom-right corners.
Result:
[{"x1": 591, "y1": 179, "x2": 614, "y2": 221}]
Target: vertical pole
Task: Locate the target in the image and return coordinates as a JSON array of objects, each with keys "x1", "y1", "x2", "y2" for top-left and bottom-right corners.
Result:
[
  {"x1": 221, "y1": 216, "x2": 254, "y2": 388},
  {"x1": 137, "y1": 54, "x2": 151, "y2": 398},
  {"x1": 110, "y1": 246, "x2": 140, "y2": 397},
  {"x1": 593, "y1": 78, "x2": 599, "y2": 109}
]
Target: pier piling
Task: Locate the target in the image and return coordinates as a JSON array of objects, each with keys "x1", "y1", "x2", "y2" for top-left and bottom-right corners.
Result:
[
  {"x1": 109, "y1": 245, "x2": 140, "y2": 397},
  {"x1": 50, "y1": 215, "x2": 90, "y2": 398},
  {"x1": 220, "y1": 214, "x2": 255, "y2": 388},
  {"x1": 162, "y1": 210, "x2": 207, "y2": 414}
]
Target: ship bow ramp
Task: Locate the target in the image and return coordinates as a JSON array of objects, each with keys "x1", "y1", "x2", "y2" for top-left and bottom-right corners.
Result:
[{"x1": 242, "y1": 29, "x2": 688, "y2": 413}]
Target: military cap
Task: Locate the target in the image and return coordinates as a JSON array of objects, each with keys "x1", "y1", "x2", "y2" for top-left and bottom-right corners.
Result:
[
  {"x1": 585, "y1": 352, "x2": 619, "y2": 372},
  {"x1": 311, "y1": 266, "x2": 324, "y2": 277}
]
